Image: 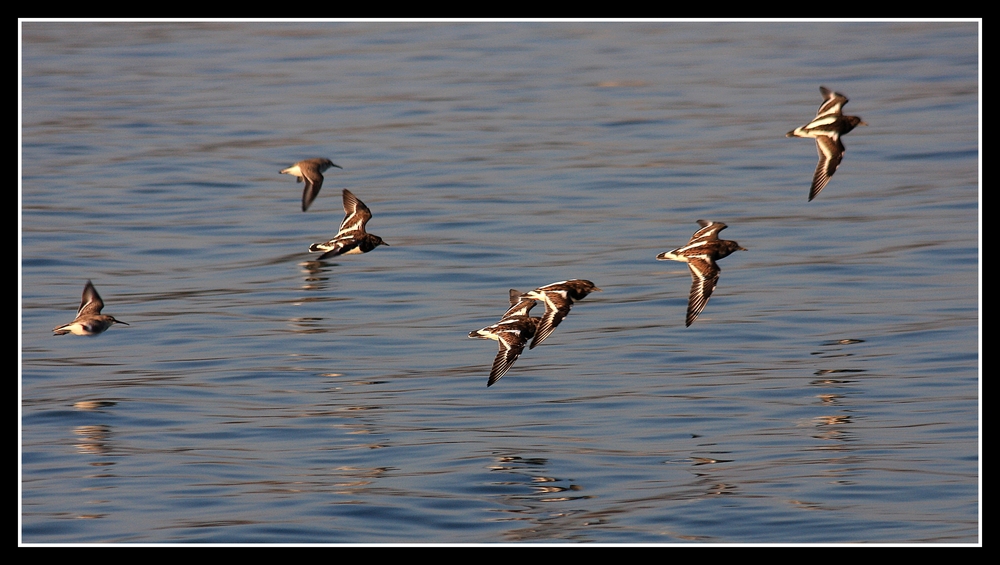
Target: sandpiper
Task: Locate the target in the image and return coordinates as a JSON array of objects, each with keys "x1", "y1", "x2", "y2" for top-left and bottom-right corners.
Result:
[
  {"x1": 469, "y1": 289, "x2": 540, "y2": 387},
  {"x1": 280, "y1": 158, "x2": 342, "y2": 211},
  {"x1": 308, "y1": 189, "x2": 388, "y2": 260},
  {"x1": 53, "y1": 280, "x2": 129, "y2": 336},
  {"x1": 786, "y1": 86, "x2": 867, "y2": 201},
  {"x1": 518, "y1": 280, "x2": 601, "y2": 349},
  {"x1": 656, "y1": 220, "x2": 745, "y2": 327}
]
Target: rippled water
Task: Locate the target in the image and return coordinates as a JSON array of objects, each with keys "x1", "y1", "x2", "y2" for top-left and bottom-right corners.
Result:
[{"x1": 20, "y1": 21, "x2": 979, "y2": 544}]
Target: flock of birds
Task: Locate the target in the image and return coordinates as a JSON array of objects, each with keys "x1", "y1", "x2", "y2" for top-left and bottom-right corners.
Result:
[{"x1": 52, "y1": 86, "x2": 866, "y2": 388}]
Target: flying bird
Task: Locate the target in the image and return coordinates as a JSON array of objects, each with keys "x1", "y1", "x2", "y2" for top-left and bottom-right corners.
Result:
[
  {"x1": 308, "y1": 189, "x2": 388, "y2": 260},
  {"x1": 518, "y1": 280, "x2": 601, "y2": 349},
  {"x1": 656, "y1": 220, "x2": 745, "y2": 327},
  {"x1": 280, "y1": 158, "x2": 342, "y2": 211},
  {"x1": 786, "y1": 86, "x2": 867, "y2": 201},
  {"x1": 469, "y1": 289, "x2": 540, "y2": 387},
  {"x1": 53, "y1": 280, "x2": 129, "y2": 336}
]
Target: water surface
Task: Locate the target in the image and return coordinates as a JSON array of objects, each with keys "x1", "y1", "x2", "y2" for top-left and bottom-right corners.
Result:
[{"x1": 20, "y1": 21, "x2": 980, "y2": 544}]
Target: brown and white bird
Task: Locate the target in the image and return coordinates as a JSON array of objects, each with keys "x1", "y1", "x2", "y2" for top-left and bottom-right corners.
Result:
[
  {"x1": 280, "y1": 158, "x2": 341, "y2": 211},
  {"x1": 469, "y1": 289, "x2": 540, "y2": 387},
  {"x1": 786, "y1": 86, "x2": 867, "y2": 201},
  {"x1": 53, "y1": 280, "x2": 129, "y2": 336},
  {"x1": 308, "y1": 189, "x2": 388, "y2": 260},
  {"x1": 656, "y1": 220, "x2": 745, "y2": 327},
  {"x1": 518, "y1": 280, "x2": 601, "y2": 349}
]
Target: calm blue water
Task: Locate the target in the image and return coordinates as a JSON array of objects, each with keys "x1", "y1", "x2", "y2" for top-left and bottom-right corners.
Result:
[{"x1": 20, "y1": 21, "x2": 980, "y2": 544}]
